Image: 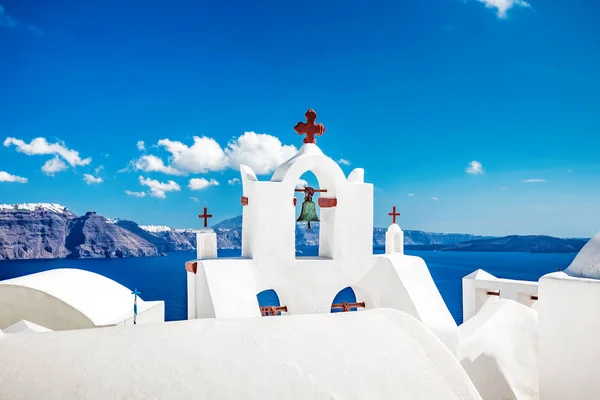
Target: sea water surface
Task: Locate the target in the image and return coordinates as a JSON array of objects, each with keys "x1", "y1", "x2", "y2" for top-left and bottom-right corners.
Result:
[{"x1": 0, "y1": 248, "x2": 576, "y2": 324}]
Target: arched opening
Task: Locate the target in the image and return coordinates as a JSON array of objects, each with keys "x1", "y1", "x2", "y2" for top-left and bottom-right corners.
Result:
[
  {"x1": 294, "y1": 171, "x2": 321, "y2": 257},
  {"x1": 257, "y1": 289, "x2": 282, "y2": 316},
  {"x1": 331, "y1": 287, "x2": 358, "y2": 313}
]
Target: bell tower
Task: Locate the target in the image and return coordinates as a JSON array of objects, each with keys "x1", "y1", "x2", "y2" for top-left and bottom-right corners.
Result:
[{"x1": 238, "y1": 109, "x2": 374, "y2": 279}]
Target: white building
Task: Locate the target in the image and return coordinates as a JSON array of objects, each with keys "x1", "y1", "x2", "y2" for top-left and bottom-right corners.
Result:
[
  {"x1": 0, "y1": 268, "x2": 164, "y2": 331},
  {"x1": 185, "y1": 115, "x2": 458, "y2": 353},
  {"x1": 2, "y1": 110, "x2": 600, "y2": 400},
  {"x1": 460, "y1": 231, "x2": 600, "y2": 399}
]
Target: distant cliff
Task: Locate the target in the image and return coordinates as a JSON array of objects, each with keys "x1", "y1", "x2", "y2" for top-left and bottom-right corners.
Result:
[
  {"x1": 0, "y1": 205, "x2": 585, "y2": 260},
  {"x1": 116, "y1": 221, "x2": 195, "y2": 252},
  {"x1": 414, "y1": 235, "x2": 587, "y2": 253},
  {"x1": 0, "y1": 204, "x2": 159, "y2": 260},
  {"x1": 212, "y1": 216, "x2": 494, "y2": 249}
]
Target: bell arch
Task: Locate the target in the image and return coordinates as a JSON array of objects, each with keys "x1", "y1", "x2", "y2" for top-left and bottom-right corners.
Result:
[
  {"x1": 331, "y1": 287, "x2": 358, "y2": 313},
  {"x1": 272, "y1": 148, "x2": 346, "y2": 260},
  {"x1": 325, "y1": 285, "x2": 373, "y2": 314},
  {"x1": 294, "y1": 171, "x2": 321, "y2": 256},
  {"x1": 257, "y1": 289, "x2": 282, "y2": 316},
  {"x1": 271, "y1": 152, "x2": 346, "y2": 198}
]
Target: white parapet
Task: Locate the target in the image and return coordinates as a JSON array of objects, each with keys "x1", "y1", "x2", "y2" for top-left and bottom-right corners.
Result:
[
  {"x1": 539, "y1": 272, "x2": 600, "y2": 400},
  {"x1": 196, "y1": 228, "x2": 217, "y2": 260},
  {"x1": 187, "y1": 228, "x2": 218, "y2": 320},
  {"x1": 462, "y1": 269, "x2": 539, "y2": 323},
  {"x1": 385, "y1": 224, "x2": 404, "y2": 255}
]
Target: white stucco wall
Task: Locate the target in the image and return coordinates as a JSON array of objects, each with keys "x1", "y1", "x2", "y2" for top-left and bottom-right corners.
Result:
[
  {"x1": 0, "y1": 269, "x2": 164, "y2": 330},
  {"x1": 197, "y1": 259, "x2": 261, "y2": 318},
  {"x1": 196, "y1": 229, "x2": 217, "y2": 260},
  {"x1": 462, "y1": 269, "x2": 538, "y2": 323},
  {"x1": 0, "y1": 309, "x2": 482, "y2": 400},
  {"x1": 358, "y1": 254, "x2": 459, "y2": 354},
  {"x1": 539, "y1": 271, "x2": 600, "y2": 400},
  {"x1": 385, "y1": 224, "x2": 404, "y2": 254},
  {"x1": 459, "y1": 299, "x2": 539, "y2": 400}
]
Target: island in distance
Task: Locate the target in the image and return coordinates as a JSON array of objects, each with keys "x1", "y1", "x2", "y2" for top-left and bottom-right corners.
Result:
[{"x1": 0, "y1": 203, "x2": 588, "y2": 260}]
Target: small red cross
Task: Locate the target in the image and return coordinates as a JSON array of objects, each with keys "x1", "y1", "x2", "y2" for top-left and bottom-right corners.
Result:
[
  {"x1": 294, "y1": 109, "x2": 326, "y2": 144},
  {"x1": 388, "y1": 206, "x2": 400, "y2": 224},
  {"x1": 198, "y1": 207, "x2": 212, "y2": 228}
]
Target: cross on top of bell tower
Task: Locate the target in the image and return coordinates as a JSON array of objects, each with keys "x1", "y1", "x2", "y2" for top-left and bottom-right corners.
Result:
[
  {"x1": 388, "y1": 206, "x2": 401, "y2": 225},
  {"x1": 294, "y1": 109, "x2": 326, "y2": 144},
  {"x1": 198, "y1": 207, "x2": 212, "y2": 228}
]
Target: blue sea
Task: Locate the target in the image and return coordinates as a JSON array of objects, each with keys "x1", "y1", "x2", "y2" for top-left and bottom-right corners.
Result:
[{"x1": 0, "y1": 248, "x2": 576, "y2": 325}]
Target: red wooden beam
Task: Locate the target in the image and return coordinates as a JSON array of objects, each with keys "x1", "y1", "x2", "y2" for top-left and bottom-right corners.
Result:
[
  {"x1": 185, "y1": 261, "x2": 198, "y2": 274},
  {"x1": 487, "y1": 291, "x2": 500, "y2": 296},
  {"x1": 293, "y1": 197, "x2": 297, "y2": 206},
  {"x1": 294, "y1": 188, "x2": 328, "y2": 193},
  {"x1": 331, "y1": 301, "x2": 365, "y2": 312},
  {"x1": 318, "y1": 197, "x2": 337, "y2": 208},
  {"x1": 260, "y1": 305, "x2": 288, "y2": 316},
  {"x1": 531, "y1": 295, "x2": 539, "y2": 301},
  {"x1": 241, "y1": 196, "x2": 248, "y2": 206}
]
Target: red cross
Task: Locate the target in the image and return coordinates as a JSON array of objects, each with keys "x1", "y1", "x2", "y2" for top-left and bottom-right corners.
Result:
[
  {"x1": 388, "y1": 206, "x2": 400, "y2": 224},
  {"x1": 198, "y1": 207, "x2": 212, "y2": 228},
  {"x1": 294, "y1": 109, "x2": 326, "y2": 144}
]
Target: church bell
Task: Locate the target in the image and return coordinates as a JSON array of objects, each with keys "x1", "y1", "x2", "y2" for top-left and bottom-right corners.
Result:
[{"x1": 296, "y1": 197, "x2": 320, "y2": 230}]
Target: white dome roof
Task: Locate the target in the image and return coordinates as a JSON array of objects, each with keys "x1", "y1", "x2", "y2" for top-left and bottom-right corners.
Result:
[
  {"x1": 565, "y1": 232, "x2": 600, "y2": 279},
  {"x1": 0, "y1": 268, "x2": 143, "y2": 327},
  {"x1": 0, "y1": 309, "x2": 481, "y2": 400}
]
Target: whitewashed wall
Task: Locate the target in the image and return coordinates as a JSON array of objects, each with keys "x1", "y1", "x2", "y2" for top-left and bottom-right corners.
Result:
[
  {"x1": 462, "y1": 269, "x2": 538, "y2": 322},
  {"x1": 539, "y1": 272, "x2": 600, "y2": 400}
]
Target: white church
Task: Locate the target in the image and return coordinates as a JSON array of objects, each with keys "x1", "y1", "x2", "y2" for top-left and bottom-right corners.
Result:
[{"x1": 1, "y1": 110, "x2": 600, "y2": 400}]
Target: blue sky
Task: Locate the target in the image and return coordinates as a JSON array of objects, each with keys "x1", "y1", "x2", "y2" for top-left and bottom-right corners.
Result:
[{"x1": 0, "y1": 0, "x2": 599, "y2": 237}]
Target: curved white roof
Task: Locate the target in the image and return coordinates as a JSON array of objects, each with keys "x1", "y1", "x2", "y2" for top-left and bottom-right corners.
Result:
[
  {"x1": 0, "y1": 269, "x2": 143, "y2": 326},
  {"x1": 0, "y1": 309, "x2": 482, "y2": 400},
  {"x1": 270, "y1": 144, "x2": 347, "y2": 196},
  {"x1": 3, "y1": 320, "x2": 52, "y2": 334},
  {"x1": 565, "y1": 232, "x2": 600, "y2": 279},
  {"x1": 459, "y1": 299, "x2": 538, "y2": 400}
]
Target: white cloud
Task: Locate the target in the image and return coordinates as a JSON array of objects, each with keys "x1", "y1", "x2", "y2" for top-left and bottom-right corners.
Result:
[
  {"x1": 4, "y1": 137, "x2": 92, "y2": 172},
  {"x1": 296, "y1": 179, "x2": 308, "y2": 189},
  {"x1": 190, "y1": 197, "x2": 199, "y2": 203},
  {"x1": 158, "y1": 136, "x2": 228, "y2": 174},
  {"x1": 408, "y1": 193, "x2": 415, "y2": 197},
  {"x1": 338, "y1": 158, "x2": 351, "y2": 166},
  {"x1": 138, "y1": 176, "x2": 180, "y2": 199},
  {"x1": 225, "y1": 132, "x2": 297, "y2": 175},
  {"x1": 94, "y1": 165, "x2": 104, "y2": 175},
  {"x1": 228, "y1": 177, "x2": 241, "y2": 185},
  {"x1": 135, "y1": 154, "x2": 183, "y2": 175},
  {"x1": 476, "y1": 0, "x2": 530, "y2": 19},
  {"x1": 125, "y1": 190, "x2": 146, "y2": 198},
  {"x1": 83, "y1": 174, "x2": 103, "y2": 185},
  {"x1": 465, "y1": 160, "x2": 485, "y2": 175},
  {"x1": 0, "y1": 171, "x2": 27, "y2": 183},
  {"x1": 137, "y1": 140, "x2": 146, "y2": 151},
  {"x1": 133, "y1": 132, "x2": 297, "y2": 177},
  {"x1": 41, "y1": 157, "x2": 68, "y2": 176},
  {"x1": 432, "y1": 197, "x2": 440, "y2": 201},
  {"x1": 523, "y1": 178, "x2": 546, "y2": 183},
  {"x1": 188, "y1": 178, "x2": 220, "y2": 190}
]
